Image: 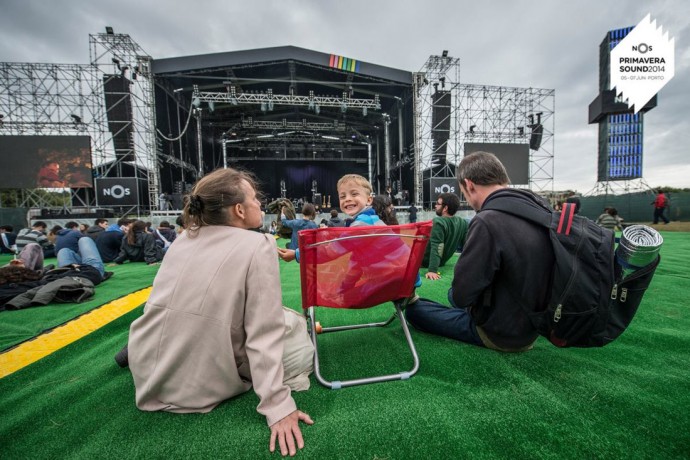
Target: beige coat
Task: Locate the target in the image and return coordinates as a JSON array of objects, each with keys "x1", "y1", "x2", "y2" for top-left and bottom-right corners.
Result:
[{"x1": 128, "y1": 225, "x2": 297, "y2": 426}]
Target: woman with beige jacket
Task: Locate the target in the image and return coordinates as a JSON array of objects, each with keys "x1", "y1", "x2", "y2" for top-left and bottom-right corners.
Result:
[{"x1": 127, "y1": 168, "x2": 314, "y2": 457}]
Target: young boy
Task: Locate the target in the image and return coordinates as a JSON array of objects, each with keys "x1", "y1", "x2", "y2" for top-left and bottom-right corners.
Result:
[
  {"x1": 278, "y1": 174, "x2": 420, "y2": 307},
  {"x1": 277, "y1": 174, "x2": 383, "y2": 262}
]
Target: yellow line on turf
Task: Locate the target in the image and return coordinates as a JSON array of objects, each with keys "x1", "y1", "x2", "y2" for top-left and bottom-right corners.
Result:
[{"x1": 0, "y1": 287, "x2": 152, "y2": 379}]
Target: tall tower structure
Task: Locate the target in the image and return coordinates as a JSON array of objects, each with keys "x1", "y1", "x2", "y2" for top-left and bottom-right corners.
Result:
[{"x1": 588, "y1": 26, "x2": 657, "y2": 186}]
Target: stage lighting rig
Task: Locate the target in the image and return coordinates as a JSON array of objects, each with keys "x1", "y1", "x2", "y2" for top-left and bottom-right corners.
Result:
[{"x1": 105, "y1": 26, "x2": 114, "y2": 35}]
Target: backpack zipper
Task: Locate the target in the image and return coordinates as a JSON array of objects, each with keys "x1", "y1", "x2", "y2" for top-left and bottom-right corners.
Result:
[
  {"x1": 611, "y1": 283, "x2": 618, "y2": 300},
  {"x1": 621, "y1": 288, "x2": 628, "y2": 303},
  {"x1": 554, "y1": 304, "x2": 562, "y2": 322}
]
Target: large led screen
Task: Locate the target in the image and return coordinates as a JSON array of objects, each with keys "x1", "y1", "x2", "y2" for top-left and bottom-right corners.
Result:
[
  {"x1": 464, "y1": 142, "x2": 530, "y2": 185},
  {"x1": 0, "y1": 135, "x2": 93, "y2": 189}
]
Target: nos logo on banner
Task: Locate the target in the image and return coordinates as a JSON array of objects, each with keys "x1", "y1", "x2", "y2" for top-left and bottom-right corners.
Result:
[
  {"x1": 429, "y1": 177, "x2": 460, "y2": 203},
  {"x1": 96, "y1": 178, "x2": 140, "y2": 206}
]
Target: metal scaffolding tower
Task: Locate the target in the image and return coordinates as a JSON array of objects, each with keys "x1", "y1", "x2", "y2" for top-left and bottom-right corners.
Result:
[
  {"x1": 0, "y1": 62, "x2": 102, "y2": 207},
  {"x1": 413, "y1": 52, "x2": 554, "y2": 204},
  {"x1": 89, "y1": 32, "x2": 159, "y2": 210},
  {"x1": 456, "y1": 84, "x2": 555, "y2": 192},
  {"x1": 0, "y1": 32, "x2": 159, "y2": 212},
  {"x1": 412, "y1": 53, "x2": 461, "y2": 206}
]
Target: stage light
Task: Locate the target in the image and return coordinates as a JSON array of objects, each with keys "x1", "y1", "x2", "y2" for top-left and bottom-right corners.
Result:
[
  {"x1": 440, "y1": 77, "x2": 445, "y2": 89},
  {"x1": 518, "y1": 127, "x2": 524, "y2": 136},
  {"x1": 442, "y1": 50, "x2": 449, "y2": 57},
  {"x1": 268, "y1": 100, "x2": 274, "y2": 111},
  {"x1": 192, "y1": 96, "x2": 201, "y2": 108},
  {"x1": 208, "y1": 101, "x2": 215, "y2": 113},
  {"x1": 71, "y1": 114, "x2": 82, "y2": 123},
  {"x1": 105, "y1": 26, "x2": 114, "y2": 35},
  {"x1": 315, "y1": 105, "x2": 320, "y2": 115},
  {"x1": 111, "y1": 57, "x2": 121, "y2": 70},
  {"x1": 362, "y1": 107, "x2": 367, "y2": 116},
  {"x1": 469, "y1": 125, "x2": 476, "y2": 133},
  {"x1": 261, "y1": 102, "x2": 267, "y2": 112},
  {"x1": 173, "y1": 87, "x2": 184, "y2": 93}
]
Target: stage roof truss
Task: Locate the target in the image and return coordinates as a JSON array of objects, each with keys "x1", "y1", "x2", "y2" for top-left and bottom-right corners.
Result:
[{"x1": 193, "y1": 85, "x2": 381, "y2": 110}]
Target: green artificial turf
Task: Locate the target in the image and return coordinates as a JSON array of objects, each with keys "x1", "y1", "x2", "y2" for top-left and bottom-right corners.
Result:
[
  {"x1": 0, "y1": 259, "x2": 159, "y2": 351},
  {"x1": 1, "y1": 234, "x2": 689, "y2": 458}
]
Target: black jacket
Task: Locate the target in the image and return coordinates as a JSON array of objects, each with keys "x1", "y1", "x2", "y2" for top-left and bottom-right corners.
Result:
[
  {"x1": 96, "y1": 231, "x2": 124, "y2": 263},
  {"x1": 114, "y1": 231, "x2": 164, "y2": 264},
  {"x1": 452, "y1": 189, "x2": 554, "y2": 350}
]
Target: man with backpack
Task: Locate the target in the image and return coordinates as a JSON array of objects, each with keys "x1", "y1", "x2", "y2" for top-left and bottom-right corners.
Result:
[{"x1": 406, "y1": 151, "x2": 554, "y2": 352}]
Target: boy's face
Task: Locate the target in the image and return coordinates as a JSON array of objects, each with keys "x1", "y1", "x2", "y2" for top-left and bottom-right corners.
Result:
[{"x1": 338, "y1": 180, "x2": 372, "y2": 217}]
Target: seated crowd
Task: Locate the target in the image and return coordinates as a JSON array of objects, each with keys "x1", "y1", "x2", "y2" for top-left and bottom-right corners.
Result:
[{"x1": 2, "y1": 152, "x2": 583, "y2": 456}]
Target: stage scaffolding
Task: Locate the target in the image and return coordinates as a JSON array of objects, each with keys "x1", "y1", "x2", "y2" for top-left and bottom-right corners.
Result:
[
  {"x1": 412, "y1": 52, "x2": 555, "y2": 205},
  {"x1": 89, "y1": 32, "x2": 159, "y2": 211},
  {"x1": 412, "y1": 53, "x2": 461, "y2": 206},
  {"x1": 0, "y1": 32, "x2": 159, "y2": 212}
]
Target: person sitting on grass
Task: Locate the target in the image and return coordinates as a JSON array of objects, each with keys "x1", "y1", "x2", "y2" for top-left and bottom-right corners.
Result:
[
  {"x1": 372, "y1": 194, "x2": 399, "y2": 225},
  {"x1": 596, "y1": 207, "x2": 623, "y2": 232},
  {"x1": 281, "y1": 203, "x2": 318, "y2": 250},
  {"x1": 123, "y1": 168, "x2": 314, "y2": 457},
  {"x1": 277, "y1": 174, "x2": 385, "y2": 264},
  {"x1": 113, "y1": 220, "x2": 164, "y2": 265}
]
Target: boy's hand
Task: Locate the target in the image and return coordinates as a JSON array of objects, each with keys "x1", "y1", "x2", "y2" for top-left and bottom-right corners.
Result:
[{"x1": 277, "y1": 247, "x2": 296, "y2": 262}]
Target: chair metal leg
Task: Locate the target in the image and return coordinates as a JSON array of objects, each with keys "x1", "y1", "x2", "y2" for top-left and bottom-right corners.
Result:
[{"x1": 306, "y1": 303, "x2": 420, "y2": 390}]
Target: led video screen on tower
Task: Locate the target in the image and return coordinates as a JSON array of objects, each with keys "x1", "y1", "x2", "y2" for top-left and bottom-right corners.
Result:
[
  {"x1": 0, "y1": 135, "x2": 93, "y2": 189},
  {"x1": 464, "y1": 142, "x2": 530, "y2": 185}
]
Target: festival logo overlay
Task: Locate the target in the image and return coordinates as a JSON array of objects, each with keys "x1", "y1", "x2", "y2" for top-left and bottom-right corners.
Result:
[{"x1": 610, "y1": 14, "x2": 675, "y2": 113}]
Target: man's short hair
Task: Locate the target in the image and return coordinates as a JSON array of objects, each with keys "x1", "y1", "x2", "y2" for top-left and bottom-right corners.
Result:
[
  {"x1": 456, "y1": 151, "x2": 510, "y2": 187},
  {"x1": 94, "y1": 218, "x2": 108, "y2": 225},
  {"x1": 116, "y1": 218, "x2": 133, "y2": 227},
  {"x1": 65, "y1": 221, "x2": 80, "y2": 229},
  {"x1": 32, "y1": 221, "x2": 47, "y2": 230},
  {"x1": 0, "y1": 225, "x2": 13, "y2": 232},
  {"x1": 159, "y1": 220, "x2": 170, "y2": 228},
  {"x1": 302, "y1": 203, "x2": 316, "y2": 217},
  {"x1": 330, "y1": 209, "x2": 339, "y2": 218},
  {"x1": 438, "y1": 193, "x2": 461, "y2": 216}
]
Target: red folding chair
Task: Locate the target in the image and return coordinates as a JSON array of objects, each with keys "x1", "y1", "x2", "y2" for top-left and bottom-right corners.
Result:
[{"x1": 299, "y1": 221, "x2": 432, "y2": 389}]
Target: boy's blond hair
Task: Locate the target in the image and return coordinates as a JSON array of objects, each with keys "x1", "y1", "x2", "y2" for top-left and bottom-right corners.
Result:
[{"x1": 337, "y1": 174, "x2": 373, "y2": 195}]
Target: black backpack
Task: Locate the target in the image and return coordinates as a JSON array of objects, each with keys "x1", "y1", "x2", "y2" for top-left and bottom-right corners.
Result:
[{"x1": 483, "y1": 190, "x2": 660, "y2": 348}]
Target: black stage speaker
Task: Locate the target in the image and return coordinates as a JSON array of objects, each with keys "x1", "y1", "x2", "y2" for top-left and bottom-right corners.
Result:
[
  {"x1": 432, "y1": 90, "x2": 451, "y2": 161},
  {"x1": 313, "y1": 193, "x2": 322, "y2": 207},
  {"x1": 103, "y1": 74, "x2": 134, "y2": 161},
  {"x1": 530, "y1": 123, "x2": 543, "y2": 151}
]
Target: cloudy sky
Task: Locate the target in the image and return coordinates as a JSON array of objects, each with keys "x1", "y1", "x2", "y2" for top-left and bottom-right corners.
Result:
[{"x1": 1, "y1": 0, "x2": 688, "y2": 192}]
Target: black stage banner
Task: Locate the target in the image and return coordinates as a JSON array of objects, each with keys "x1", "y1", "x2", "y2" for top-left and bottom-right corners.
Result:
[{"x1": 96, "y1": 178, "x2": 140, "y2": 206}]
